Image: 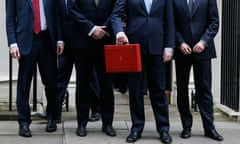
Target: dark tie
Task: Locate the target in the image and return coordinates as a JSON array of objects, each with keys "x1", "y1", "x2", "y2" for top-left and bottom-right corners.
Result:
[
  {"x1": 32, "y1": 0, "x2": 41, "y2": 34},
  {"x1": 188, "y1": 0, "x2": 193, "y2": 15}
]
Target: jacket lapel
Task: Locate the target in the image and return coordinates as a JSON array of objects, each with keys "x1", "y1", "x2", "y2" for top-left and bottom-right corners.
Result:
[
  {"x1": 27, "y1": 0, "x2": 33, "y2": 11},
  {"x1": 142, "y1": 0, "x2": 156, "y2": 15},
  {"x1": 43, "y1": 0, "x2": 47, "y2": 10},
  {"x1": 149, "y1": 0, "x2": 156, "y2": 14},
  {"x1": 62, "y1": 0, "x2": 68, "y2": 16},
  {"x1": 191, "y1": 0, "x2": 201, "y2": 17},
  {"x1": 140, "y1": 0, "x2": 148, "y2": 14},
  {"x1": 181, "y1": 0, "x2": 191, "y2": 18}
]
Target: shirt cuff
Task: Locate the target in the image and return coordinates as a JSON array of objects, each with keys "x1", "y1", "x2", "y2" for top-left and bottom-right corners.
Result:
[
  {"x1": 88, "y1": 26, "x2": 97, "y2": 36},
  {"x1": 116, "y1": 31, "x2": 125, "y2": 38},
  {"x1": 10, "y1": 43, "x2": 18, "y2": 48},
  {"x1": 57, "y1": 41, "x2": 64, "y2": 45},
  {"x1": 200, "y1": 40, "x2": 208, "y2": 47},
  {"x1": 164, "y1": 47, "x2": 173, "y2": 53}
]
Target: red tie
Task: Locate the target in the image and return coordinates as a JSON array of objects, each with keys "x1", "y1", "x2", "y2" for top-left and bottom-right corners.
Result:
[{"x1": 33, "y1": 0, "x2": 41, "y2": 34}]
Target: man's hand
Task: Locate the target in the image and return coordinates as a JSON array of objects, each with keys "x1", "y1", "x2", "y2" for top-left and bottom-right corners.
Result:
[
  {"x1": 57, "y1": 43, "x2": 64, "y2": 56},
  {"x1": 92, "y1": 26, "x2": 109, "y2": 40},
  {"x1": 193, "y1": 40, "x2": 206, "y2": 53},
  {"x1": 163, "y1": 48, "x2": 173, "y2": 63},
  {"x1": 116, "y1": 32, "x2": 129, "y2": 45},
  {"x1": 180, "y1": 42, "x2": 192, "y2": 55},
  {"x1": 10, "y1": 46, "x2": 20, "y2": 59}
]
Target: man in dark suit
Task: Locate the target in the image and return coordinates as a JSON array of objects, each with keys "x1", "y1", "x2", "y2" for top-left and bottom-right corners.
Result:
[
  {"x1": 173, "y1": 0, "x2": 223, "y2": 141},
  {"x1": 111, "y1": 0, "x2": 175, "y2": 143},
  {"x1": 57, "y1": 0, "x2": 101, "y2": 123},
  {"x1": 68, "y1": 0, "x2": 116, "y2": 137},
  {"x1": 6, "y1": 0, "x2": 64, "y2": 137}
]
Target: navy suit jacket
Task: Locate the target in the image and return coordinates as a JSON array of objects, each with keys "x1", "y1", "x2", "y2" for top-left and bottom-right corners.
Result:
[
  {"x1": 6, "y1": 0, "x2": 62, "y2": 55},
  {"x1": 173, "y1": 0, "x2": 219, "y2": 60},
  {"x1": 111, "y1": 0, "x2": 175, "y2": 55},
  {"x1": 68, "y1": 0, "x2": 116, "y2": 48}
]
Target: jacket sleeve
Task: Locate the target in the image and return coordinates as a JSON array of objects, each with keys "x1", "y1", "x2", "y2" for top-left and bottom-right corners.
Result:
[
  {"x1": 68, "y1": 0, "x2": 95, "y2": 35},
  {"x1": 164, "y1": 0, "x2": 175, "y2": 48},
  {"x1": 200, "y1": 0, "x2": 219, "y2": 43},
  {"x1": 6, "y1": 0, "x2": 17, "y2": 47},
  {"x1": 55, "y1": 0, "x2": 63, "y2": 41},
  {"x1": 110, "y1": 0, "x2": 126, "y2": 36}
]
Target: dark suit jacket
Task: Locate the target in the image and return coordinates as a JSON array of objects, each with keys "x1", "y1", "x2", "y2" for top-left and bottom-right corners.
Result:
[
  {"x1": 68, "y1": 0, "x2": 116, "y2": 49},
  {"x1": 6, "y1": 0, "x2": 62, "y2": 55},
  {"x1": 173, "y1": 0, "x2": 219, "y2": 60},
  {"x1": 111, "y1": 0, "x2": 175, "y2": 55}
]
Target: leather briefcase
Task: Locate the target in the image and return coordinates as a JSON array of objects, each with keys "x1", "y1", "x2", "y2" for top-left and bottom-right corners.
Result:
[{"x1": 104, "y1": 44, "x2": 142, "y2": 73}]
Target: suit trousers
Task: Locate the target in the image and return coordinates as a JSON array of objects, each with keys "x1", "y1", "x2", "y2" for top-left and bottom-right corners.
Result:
[
  {"x1": 17, "y1": 30, "x2": 57, "y2": 127},
  {"x1": 175, "y1": 56, "x2": 215, "y2": 132},
  {"x1": 73, "y1": 38, "x2": 114, "y2": 127},
  {"x1": 57, "y1": 48, "x2": 100, "y2": 120},
  {"x1": 57, "y1": 51, "x2": 74, "y2": 120},
  {"x1": 128, "y1": 54, "x2": 170, "y2": 133}
]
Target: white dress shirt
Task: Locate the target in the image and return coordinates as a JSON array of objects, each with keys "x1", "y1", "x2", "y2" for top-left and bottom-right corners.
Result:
[
  {"x1": 187, "y1": 0, "x2": 195, "y2": 4},
  {"x1": 144, "y1": 0, "x2": 153, "y2": 14},
  {"x1": 39, "y1": 0, "x2": 47, "y2": 31}
]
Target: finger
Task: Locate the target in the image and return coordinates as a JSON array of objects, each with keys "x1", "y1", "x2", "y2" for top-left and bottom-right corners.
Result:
[
  {"x1": 99, "y1": 26, "x2": 107, "y2": 29},
  {"x1": 163, "y1": 53, "x2": 170, "y2": 62},
  {"x1": 117, "y1": 40, "x2": 124, "y2": 45},
  {"x1": 105, "y1": 31, "x2": 110, "y2": 37},
  {"x1": 12, "y1": 51, "x2": 17, "y2": 58},
  {"x1": 192, "y1": 46, "x2": 197, "y2": 53},
  {"x1": 61, "y1": 47, "x2": 64, "y2": 54},
  {"x1": 11, "y1": 53, "x2": 15, "y2": 59},
  {"x1": 185, "y1": 47, "x2": 191, "y2": 54},
  {"x1": 163, "y1": 56, "x2": 169, "y2": 63},
  {"x1": 123, "y1": 41, "x2": 129, "y2": 44},
  {"x1": 92, "y1": 35, "x2": 98, "y2": 39},
  {"x1": 12, "y1": 52, "x2": 17, "y2": 59},
  {"x1": 123, "y1": 36, "x2": 129, "y2": 44},
  {"x1": 100, "y1": 30, "x2": 106, "y2": 37},
  {"x1": 183, "y1": 48, "x2": 187, "y2": 54},
  {"x1": 57, "y1": 48, "x2": 61, "y2": 55},
  {"x1": 196, "y1": 46, "x2": 201, "y2": 53},
  {"x1": 180, "y1": 47, "x2": 186, "y2": 54},
  {"x1": 16, "y1": 51, "x2": 21, "y2": 59}
]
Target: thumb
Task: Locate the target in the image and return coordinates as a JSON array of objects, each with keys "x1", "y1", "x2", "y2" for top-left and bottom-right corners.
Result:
[{"x1": 99, "y1": 26, "x2": 107, "y2": 29}]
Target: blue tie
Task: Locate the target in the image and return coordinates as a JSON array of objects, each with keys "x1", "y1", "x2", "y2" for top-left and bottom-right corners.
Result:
[{"x1": 144, "y1": 0, "x2": 152, "y2": 14}]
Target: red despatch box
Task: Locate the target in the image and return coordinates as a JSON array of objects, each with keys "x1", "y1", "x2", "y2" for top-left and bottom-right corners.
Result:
[{"x1": 104, "y1": 44, "x2": 142, "y2": 73}]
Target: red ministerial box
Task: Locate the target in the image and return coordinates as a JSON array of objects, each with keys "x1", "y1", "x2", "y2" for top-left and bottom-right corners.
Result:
[{"x1": 104, "y1": 44, "x2": 142, "y2": 73}]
